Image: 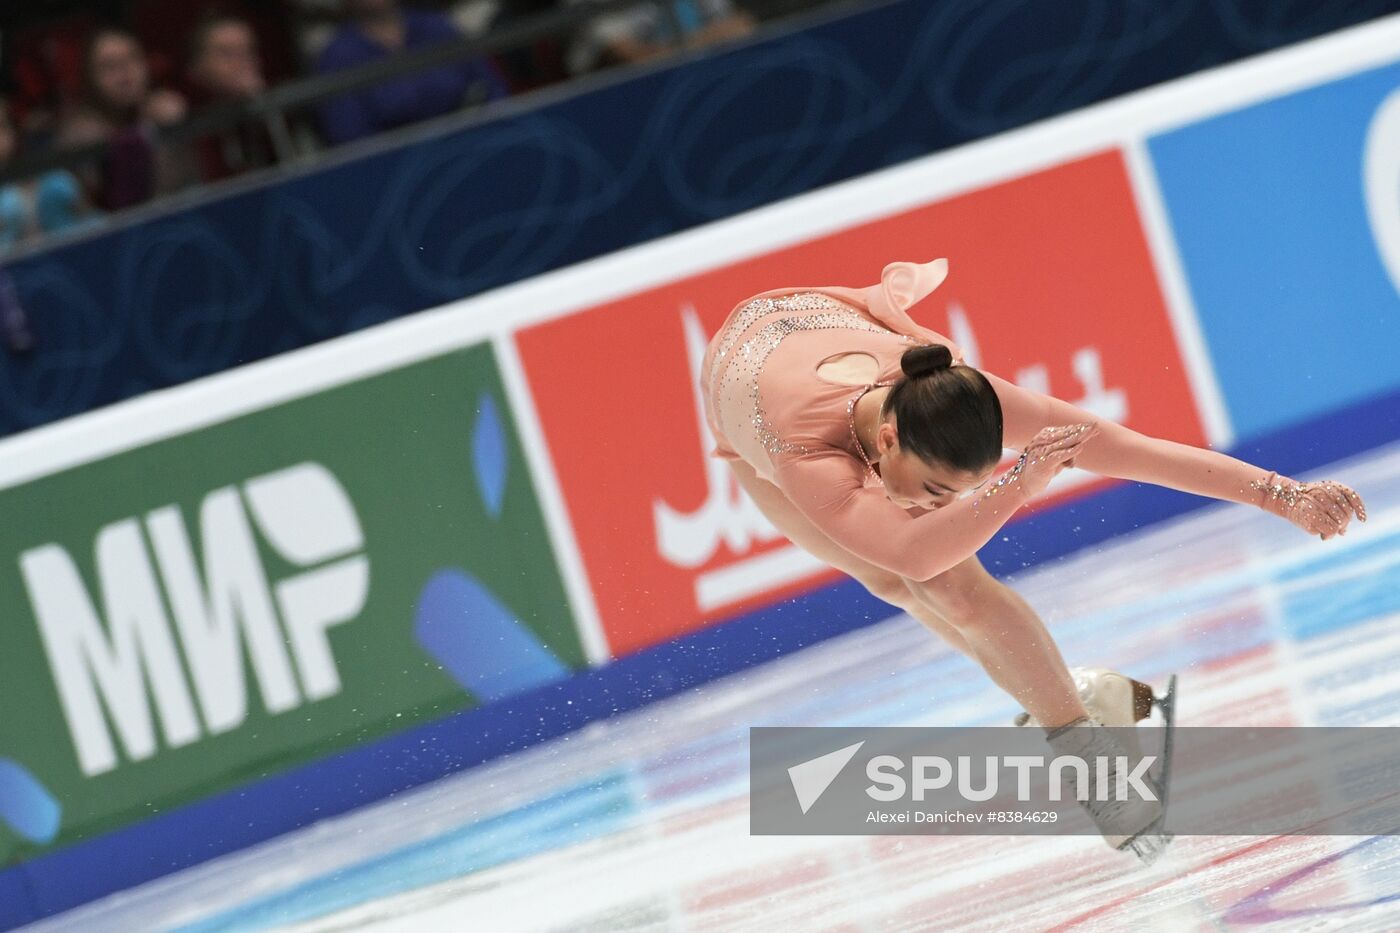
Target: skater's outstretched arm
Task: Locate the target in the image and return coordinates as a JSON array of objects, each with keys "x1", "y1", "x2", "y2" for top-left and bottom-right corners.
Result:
[{"x1": 983, "y1": 371, "x2": 1366, "y2": 536}]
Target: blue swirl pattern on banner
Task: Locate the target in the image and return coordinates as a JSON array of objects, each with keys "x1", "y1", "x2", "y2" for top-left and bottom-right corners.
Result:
[{"x1": 1, "y1": 0, "x2": 1397, "y2": 436}]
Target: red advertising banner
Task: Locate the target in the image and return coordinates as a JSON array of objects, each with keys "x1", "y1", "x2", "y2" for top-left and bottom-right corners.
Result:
[{"x1": 515, "y1": 150, "x2": 1203, "y2": 658}]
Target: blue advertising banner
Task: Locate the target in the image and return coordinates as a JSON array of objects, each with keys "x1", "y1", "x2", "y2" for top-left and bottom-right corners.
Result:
[{"x1": 1149, "y1": 61, "x2": 1400, "y2": 440}]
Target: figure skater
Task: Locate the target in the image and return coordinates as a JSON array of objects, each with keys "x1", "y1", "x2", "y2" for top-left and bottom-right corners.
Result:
[{"x1": 699, "y1": 258, "x2": 1367, "y2": 860}]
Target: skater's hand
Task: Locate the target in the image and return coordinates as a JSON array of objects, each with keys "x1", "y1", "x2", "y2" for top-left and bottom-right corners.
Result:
[
  {"x1": 1016, "y1": 422, "x2": 1100, "y2": 498},
  {"x1": 1253, "y1": 471, "x2": 1367, "y2": 540}
]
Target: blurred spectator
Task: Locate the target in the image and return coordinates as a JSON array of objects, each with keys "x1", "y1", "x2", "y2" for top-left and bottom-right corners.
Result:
[
  {"x1": 129, "y1": 0, "x2": 304, "y2": 94},
  {"x1": 564, "y1": 0, "x2": 756, "y2": 75},
  {"x1": 0, "y1": 265, "x2": 34, "y2": 354},
  {"x1": 4, "y1": 15, "x2": 96, "y2": 152},
  {"x1": 315, "y1": 0, "x2": 512, "y2": 146},
  {"x1": 0, "y1": 97, "x2": 96, "y2": 254},
  {"x1": 0, "y1": 101, "x2": 28, "y2": 251},
  {"x1": 57, "y1": 26, "x2": 193, "y2": 211},
  {"x1": 490, "y1": 0, "x2": 570, "y2": 92},
  {"x1": 184, "y1": 11, "x2": 278, "y2": 182}
]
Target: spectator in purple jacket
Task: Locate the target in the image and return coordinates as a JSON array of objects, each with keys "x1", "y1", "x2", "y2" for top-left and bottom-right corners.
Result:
[{"x1": 315, "y1": 0, "x2": 511, "y2": 147}]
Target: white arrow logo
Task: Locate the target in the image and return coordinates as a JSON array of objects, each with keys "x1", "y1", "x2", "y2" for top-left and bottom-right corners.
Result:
[{"x1": 788, "y1": 741, "x2": 865, "y2": 814}]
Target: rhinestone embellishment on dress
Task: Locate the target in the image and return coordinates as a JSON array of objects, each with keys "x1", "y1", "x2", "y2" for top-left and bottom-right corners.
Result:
[
  {"x1": 742, "y1": 301, "x2": 913, "y2": 457},
  {"x1": 709, "y1": 292, "x2": 919, "y2": 461},
  {"x1": 708, "y1": 292, "x2": 848, "y2": 386}
]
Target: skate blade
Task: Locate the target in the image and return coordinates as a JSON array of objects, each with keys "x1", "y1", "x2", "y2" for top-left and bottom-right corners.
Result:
[
  {"x1": 1153, "y1": 674, "x2": 1178, "y2": 817},
  {"x1": 1154, "y1": 673, "x2": 1178, "y2": 722},
  {"x1": 1121, "y1": 824, "x2": 1175, "y2": 865}
]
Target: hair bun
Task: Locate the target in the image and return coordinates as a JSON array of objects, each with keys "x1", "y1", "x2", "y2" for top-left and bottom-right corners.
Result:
[{"x1": 900, "y1": 343, "x2": 954, "y2": 379}]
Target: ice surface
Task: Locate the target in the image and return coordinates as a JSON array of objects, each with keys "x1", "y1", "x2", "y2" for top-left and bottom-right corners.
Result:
[{"x1": 26, "y1": 442, "x2": 1400, "y2": 933}]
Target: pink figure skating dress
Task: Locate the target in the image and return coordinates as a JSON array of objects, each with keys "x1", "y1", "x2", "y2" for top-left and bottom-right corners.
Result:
[{"x1": 699, "y1": 259, "x2": 1301, "y2": 581}]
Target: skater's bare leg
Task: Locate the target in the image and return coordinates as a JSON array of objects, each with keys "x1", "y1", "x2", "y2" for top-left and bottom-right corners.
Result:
[
  {"x1": 899, "y1": 584, "x2": 976, "y2": 658},
  {"x1": 906, "y1": 558, "x2": 1088, "y2": 731},
  {"x1": 725, "y1": 460, "x2": 1085, "y2": 728}
]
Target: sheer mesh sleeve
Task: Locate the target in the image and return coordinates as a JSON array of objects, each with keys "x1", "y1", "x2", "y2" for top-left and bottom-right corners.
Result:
[
  {"x1": 983, "y1": 370, "x2": 1269, "y2": 508},
  {"x1": 771, "y1": 446, "x2": 1032, "y2": 581}
]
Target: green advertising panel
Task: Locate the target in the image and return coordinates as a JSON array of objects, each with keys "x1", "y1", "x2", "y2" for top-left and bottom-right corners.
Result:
[{"x1": 0, "y1": 343, "x2": 583, "y2": 867}]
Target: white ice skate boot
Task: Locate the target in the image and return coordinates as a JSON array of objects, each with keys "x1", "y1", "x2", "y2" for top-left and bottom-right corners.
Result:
[
  {"x1": 1043, "y1": 714, "x2": 1171, "y2": 863},
  {"x1": 1013, "y1": 666, "x2": 1157, "y2": 764}
]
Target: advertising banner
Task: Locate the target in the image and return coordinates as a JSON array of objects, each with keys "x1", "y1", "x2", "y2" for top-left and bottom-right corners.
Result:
[
  {"x1": 0, "y1": 345, "x2": 582, "y2": 868},
  {"x1": 516, "y1": 150, "x2": 1204, "y2": 657},
  {"x1": 1149, "y1": 60, "x2": 1400, "y2": 439}
]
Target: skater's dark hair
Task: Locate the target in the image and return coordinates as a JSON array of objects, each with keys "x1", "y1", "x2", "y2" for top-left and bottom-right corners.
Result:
[{"x1": 883, "y1": 344, "x2": 1003, "y2": 472}]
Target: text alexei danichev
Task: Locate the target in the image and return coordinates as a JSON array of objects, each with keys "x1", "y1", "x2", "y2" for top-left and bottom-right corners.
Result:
[{"x1": 866, "y1": 810, "x2": 1061, "y2": 823}]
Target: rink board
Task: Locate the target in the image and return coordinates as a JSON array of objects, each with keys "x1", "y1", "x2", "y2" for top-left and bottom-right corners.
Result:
[{"x1": 5, "y1": 13, "x2": 1400, "y2": 928}]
